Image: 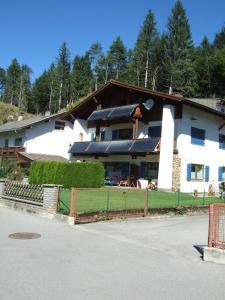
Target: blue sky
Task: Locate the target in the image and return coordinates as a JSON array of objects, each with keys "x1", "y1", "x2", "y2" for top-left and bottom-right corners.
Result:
[{"x1": 0, "y1": 0, "x2": 224, "y2": 80}]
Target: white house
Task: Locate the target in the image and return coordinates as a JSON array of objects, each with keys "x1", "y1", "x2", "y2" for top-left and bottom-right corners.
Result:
[
  {"x1": 0, "y1": 112, "x2": 73, "y2": 167},
  {"x1": 0, "y1": 80, "x2": 225, "y2": 193},
  {"x1": 63, "y1": 80, "x2": 225, "y2": 193}
]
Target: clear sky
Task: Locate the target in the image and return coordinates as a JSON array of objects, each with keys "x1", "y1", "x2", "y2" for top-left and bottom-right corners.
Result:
[{"x1": 0, "y1": 0, "x2": 224, "y2": 80}]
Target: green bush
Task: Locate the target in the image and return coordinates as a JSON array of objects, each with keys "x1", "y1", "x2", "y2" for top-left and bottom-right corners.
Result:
[{"x1": 29, "y1": 161, "x2": 105, "y2": 188}]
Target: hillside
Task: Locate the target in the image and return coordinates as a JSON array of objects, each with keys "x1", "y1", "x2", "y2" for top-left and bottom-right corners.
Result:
[{"x1": 0, "y1": 103, "x2": 33, "y2": 125}]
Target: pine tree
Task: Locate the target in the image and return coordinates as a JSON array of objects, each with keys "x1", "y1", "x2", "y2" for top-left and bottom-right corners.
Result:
[
  {"x1": 31, "y1": 71, "x2": 51, "y2": 114},
  {"x1": 56, "y1": 42, "x2": 71, "y2": 110},
  {"x1": 214, "y1": 25, "x2": 225, "y2": 49},
  {"x1": 132, "y1": 10, "x2": 159, "y2": 88},
  {"x1": 71, "y1": 53, "x2": 93, "y2": 100},
  {"x1": 164, "y1": 0, "x2": 197, "y2": 96},
  {"x1": 18, "y1": 64, "x2": 32, "y2": 110},
  {"x1": 108, "y1": 36, "x2": 128, "y2": 80},
  {"x1": 88, "y1": 42, "x2": 103, "y2": 90},
  {"x1": 194, "y1": 37, "x2": 213, "y2": 97},
  {"x1": 4, "y1": 58, "x2": 21, "y2": 105},
  {"x1": 0, "y1": 67, "x2": 6, "y2": 98}
]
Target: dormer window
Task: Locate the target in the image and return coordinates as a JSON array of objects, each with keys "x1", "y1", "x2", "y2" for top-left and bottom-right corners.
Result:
[{"x1": 55, "y1": 120, "x2": 65, "y2": 130}]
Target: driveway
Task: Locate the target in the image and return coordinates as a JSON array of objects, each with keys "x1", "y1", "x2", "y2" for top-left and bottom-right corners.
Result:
[{"x1": 0, "y1": 207, "x2": 224, "y2": 300}]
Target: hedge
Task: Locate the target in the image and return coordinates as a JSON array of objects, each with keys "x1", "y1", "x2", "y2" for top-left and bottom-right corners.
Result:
[{"x1": 29, "y1": 161, "x2": 105, "y2": 188}]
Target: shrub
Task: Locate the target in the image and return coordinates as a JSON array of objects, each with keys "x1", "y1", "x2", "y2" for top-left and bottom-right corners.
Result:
[{"x1": 29, "y1": 161, "x2": 105, "y2": 188}]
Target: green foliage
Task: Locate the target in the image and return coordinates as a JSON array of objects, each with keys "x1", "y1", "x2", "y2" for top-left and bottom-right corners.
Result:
[{"x1": 29, "y1": 161, "x2": 105, "y2": 188}]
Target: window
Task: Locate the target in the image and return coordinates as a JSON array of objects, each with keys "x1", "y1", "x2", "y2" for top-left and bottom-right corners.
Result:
[
  {"x1": 191, "y1": 127, "x2": 205, "y2": 146},
  {"x1": 112, "y1": 128, "x2": 133, "y2": 140},
  {"x1": 219, "y1": 134, "x2": 225, "y2": 149},
  {"x1": 140, "y1": 162, "x2": 159, "y2": 180},
  {"x1": 4, "y1": 139, "x2": 8, "y2": 147},
  {"x1": 148, "y1": 126, "x2": 162, "y2": 138},
  {"x1": 100, "y1": 131, "x2": 105, "y2": 141},
  {"x1": 15, "y1": 137, "x2": 22, "y2": 147},
  {"x1": 187, "y1": 164, "x2": 209, "y2": 181},
  {"x1": 55, "y1": 120, "x2": 65, "y2": 130},
  {"x1": 218, "y1": 167, "x2": 225, "y2": 181}
]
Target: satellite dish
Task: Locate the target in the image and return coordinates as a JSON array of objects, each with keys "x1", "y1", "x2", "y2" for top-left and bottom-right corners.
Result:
[{"x1": 143, "y1": 99, "x2": 154, "y2": 110}]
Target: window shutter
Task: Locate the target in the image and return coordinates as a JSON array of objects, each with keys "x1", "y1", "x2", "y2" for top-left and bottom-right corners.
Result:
[
  {"x1": 91, "y1": 132, "x2": 95, "y2": 141},
  {"x1": 218, "y1": 167, "x2": 223, "y2": 181},
  {"x1": 219, "y1": 134, "x2": 225, "y2": 149},
  {"x1": 187, "y1": 164, "x2": 192, "y2": 181},
  {"x1": 140, "y1": 162, "x2": 146, "y2": 178},
  {"x1": 112, "y1": 130, "x2": 118, "y2": 140},
  {"x1": 205, "y1": 166, "x2": 209, "y2": 182}
]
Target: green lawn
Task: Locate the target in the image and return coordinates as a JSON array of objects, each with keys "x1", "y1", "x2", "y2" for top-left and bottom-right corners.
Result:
[{"x1": 59, "y1": 188, "x2": 224, "y2": 215}]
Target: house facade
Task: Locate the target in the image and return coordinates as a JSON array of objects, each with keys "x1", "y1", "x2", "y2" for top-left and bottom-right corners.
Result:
[
  {"x1": 0, "y1": 113, "x2": 73, "y2": 169},
  {"x1": 0, "y1": 80, "x2": 225, "y2": 193},
  {"x1": 63, "y1": 80, "x2": 225, "y2": 193}
]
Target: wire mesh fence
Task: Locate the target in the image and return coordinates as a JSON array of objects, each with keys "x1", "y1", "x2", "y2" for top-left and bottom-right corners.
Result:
[
  {"x1": 208, "y1": 204, "x2": 225, "y2": 249},
  {"x1": 59, "y1": 187, "x2": 224, "y2": 222}
]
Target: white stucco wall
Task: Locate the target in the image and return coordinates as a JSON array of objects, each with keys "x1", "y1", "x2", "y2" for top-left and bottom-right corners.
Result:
[
  {"x1": 25, "y1": 119, "x2": 74, "y2": 159},
  {"x1": 177, "y1": 105, "x2": 225, "y2": 193}
]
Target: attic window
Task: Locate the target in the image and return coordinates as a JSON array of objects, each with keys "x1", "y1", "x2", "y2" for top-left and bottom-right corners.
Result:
[{"x1": 55, "y1": 120, "x2": 65, "y2": 130}]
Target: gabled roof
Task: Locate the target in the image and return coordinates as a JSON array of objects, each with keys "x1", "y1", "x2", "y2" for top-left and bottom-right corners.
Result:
[
  {"x1": 63, "y1": 80, "x2": 225, "y2": 120},
  {"x1": 63, "y1": 80, "x2": 183, "y2": 120},
  {"x1": 18, "y1": 152, "x2": 68, "y2": 162},
  {"x1": 0, "y1": 112, "x2": 65, "y2": 133}
]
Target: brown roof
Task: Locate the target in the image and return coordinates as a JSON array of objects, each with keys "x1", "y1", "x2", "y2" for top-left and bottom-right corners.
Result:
[
  {"x1": 18, "y1": 152, "x2": 68, "y2": 162},
  {"x1": 63, "y1": 80, "x2": 183, "y2": 120}
]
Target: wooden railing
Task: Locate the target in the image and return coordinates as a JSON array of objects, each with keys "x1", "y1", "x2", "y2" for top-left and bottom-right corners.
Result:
[{"x1": 0, "y1": 147, "x2": 25, "y2": 156}]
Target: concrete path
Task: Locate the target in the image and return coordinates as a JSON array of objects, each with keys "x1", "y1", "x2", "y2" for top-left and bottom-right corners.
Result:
[{"x1": 0, "y1": 207, "x2": 224, "y2": 300}]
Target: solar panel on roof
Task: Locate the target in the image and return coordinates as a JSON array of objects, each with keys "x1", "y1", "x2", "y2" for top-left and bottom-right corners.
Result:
[
  {"x1": 107, "y1": 140, "x2": 134, "y2": 153},
  {"x1": 108, "y1": 104, "x2": 136, "y2": 119},
  {"x1": 130, "y1": 138, "x2": 159, "y2": 153},
  {"x1": 87, "y1": 104, "x2": 137, "y2": 122},
  {"x1": 87, "y1": 108, "x2": 112, "y2": 121},
  {"x1": 86, "y1": 141, "x2": 110, "y2": 153},
  {"x1": 69, "y1": 142, "x2": 90, "y2": 153}
]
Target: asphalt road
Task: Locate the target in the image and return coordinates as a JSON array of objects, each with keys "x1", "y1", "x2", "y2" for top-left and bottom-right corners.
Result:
[{"x1": 0, "y1": 207, "x2": 225, "y2": 300}]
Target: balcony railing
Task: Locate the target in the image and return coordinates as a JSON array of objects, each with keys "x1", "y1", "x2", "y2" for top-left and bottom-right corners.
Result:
[{"x1": 0, "y1": 147, "x2": 25, "y2": 156}]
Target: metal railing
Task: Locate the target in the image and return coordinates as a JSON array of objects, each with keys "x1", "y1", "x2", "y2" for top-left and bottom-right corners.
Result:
[
  {"x1": 3, "y1": 181, "x2": 43, "y2": 205},
  {"x1": 208, "y1": 204, "x2": 225, "y2": 249}
]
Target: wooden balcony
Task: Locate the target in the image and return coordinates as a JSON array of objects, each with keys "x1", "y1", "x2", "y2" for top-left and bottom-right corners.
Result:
[{"x1": 0, "y1": 147, "x2": 25, "y2": 156}]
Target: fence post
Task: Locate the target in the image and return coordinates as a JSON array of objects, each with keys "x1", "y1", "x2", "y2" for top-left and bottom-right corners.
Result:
[
  {"x1": 208, "y1": 204, "x2": 214, "y2": 247},
  {"x1": 0, "y1": 179, "x2": 6, "y2": 198},
  {"x1": 177, "y1": 189, "x2": 180, "y2": 206},
  {"x1": 42, "y1": 184, "x2": 61, "y2": 214},
  {"x1": 144, "y1": 188, "x2": 148, "y2": 217},
  {"x1": 106, "y1": 190, "x2": 109, "y2": 211},
  {"x1": 70, "y1": 188, "x2": 76, "y2": 217}
]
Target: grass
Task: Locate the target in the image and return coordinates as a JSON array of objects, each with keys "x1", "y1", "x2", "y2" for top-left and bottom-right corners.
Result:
[{"x1": 59, "y1": 187, "x2": 224, "y2": 215}]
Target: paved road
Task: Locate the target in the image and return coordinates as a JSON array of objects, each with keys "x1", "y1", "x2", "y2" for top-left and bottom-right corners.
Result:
[{"x1": 0, "y1": 207, "x2": 225, "y2": 300}]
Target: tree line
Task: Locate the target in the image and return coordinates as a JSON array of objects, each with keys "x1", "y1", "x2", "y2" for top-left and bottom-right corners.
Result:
[{"x1": 0, "y1": 0, "x2": 225, "y2": 114}]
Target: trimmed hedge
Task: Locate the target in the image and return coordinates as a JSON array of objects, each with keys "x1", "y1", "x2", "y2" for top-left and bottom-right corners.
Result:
[{"x1": 29, "y1": 161, "x2": 105, "y2": 188}]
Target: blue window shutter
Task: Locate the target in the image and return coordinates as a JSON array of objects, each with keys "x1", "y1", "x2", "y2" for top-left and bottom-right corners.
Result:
[
  {"x1": 140, "y1": 162, "x2": 146, "y2": 178},
  {"x1": 112, "y1": 130, "x2": 118, "y2": 140},
  {"x1": 218, "y1": 167, "x2": 223, "y2": 181},
  {"x1": 205, "y1": 166, "x2": 209, "y2": 182},
  {"x1": 219, "y1": 134, "x2": 225, "y2": 149},
  {"x1": 91, "y1": 132, "x2": 95, "y2": 141},
  {"x1": 191, "y1": 127, "x2": 205, "y2": 146},
  {"x1": 101, "y1": 131, "x2": 105, "y2": 141},
  {"x1": 187, "y1": 164, "x2": 192, "y2": 181}
]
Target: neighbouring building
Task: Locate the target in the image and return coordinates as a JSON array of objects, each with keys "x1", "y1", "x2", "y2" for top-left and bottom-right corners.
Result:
[{"x1": 0, "y1": 112, "x2": 72, "y2": 169}]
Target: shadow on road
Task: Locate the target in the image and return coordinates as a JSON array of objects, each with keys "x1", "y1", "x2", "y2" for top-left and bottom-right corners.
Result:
[{"x1": 193, "y1": 245, "x2": 207, "y2": 260}]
